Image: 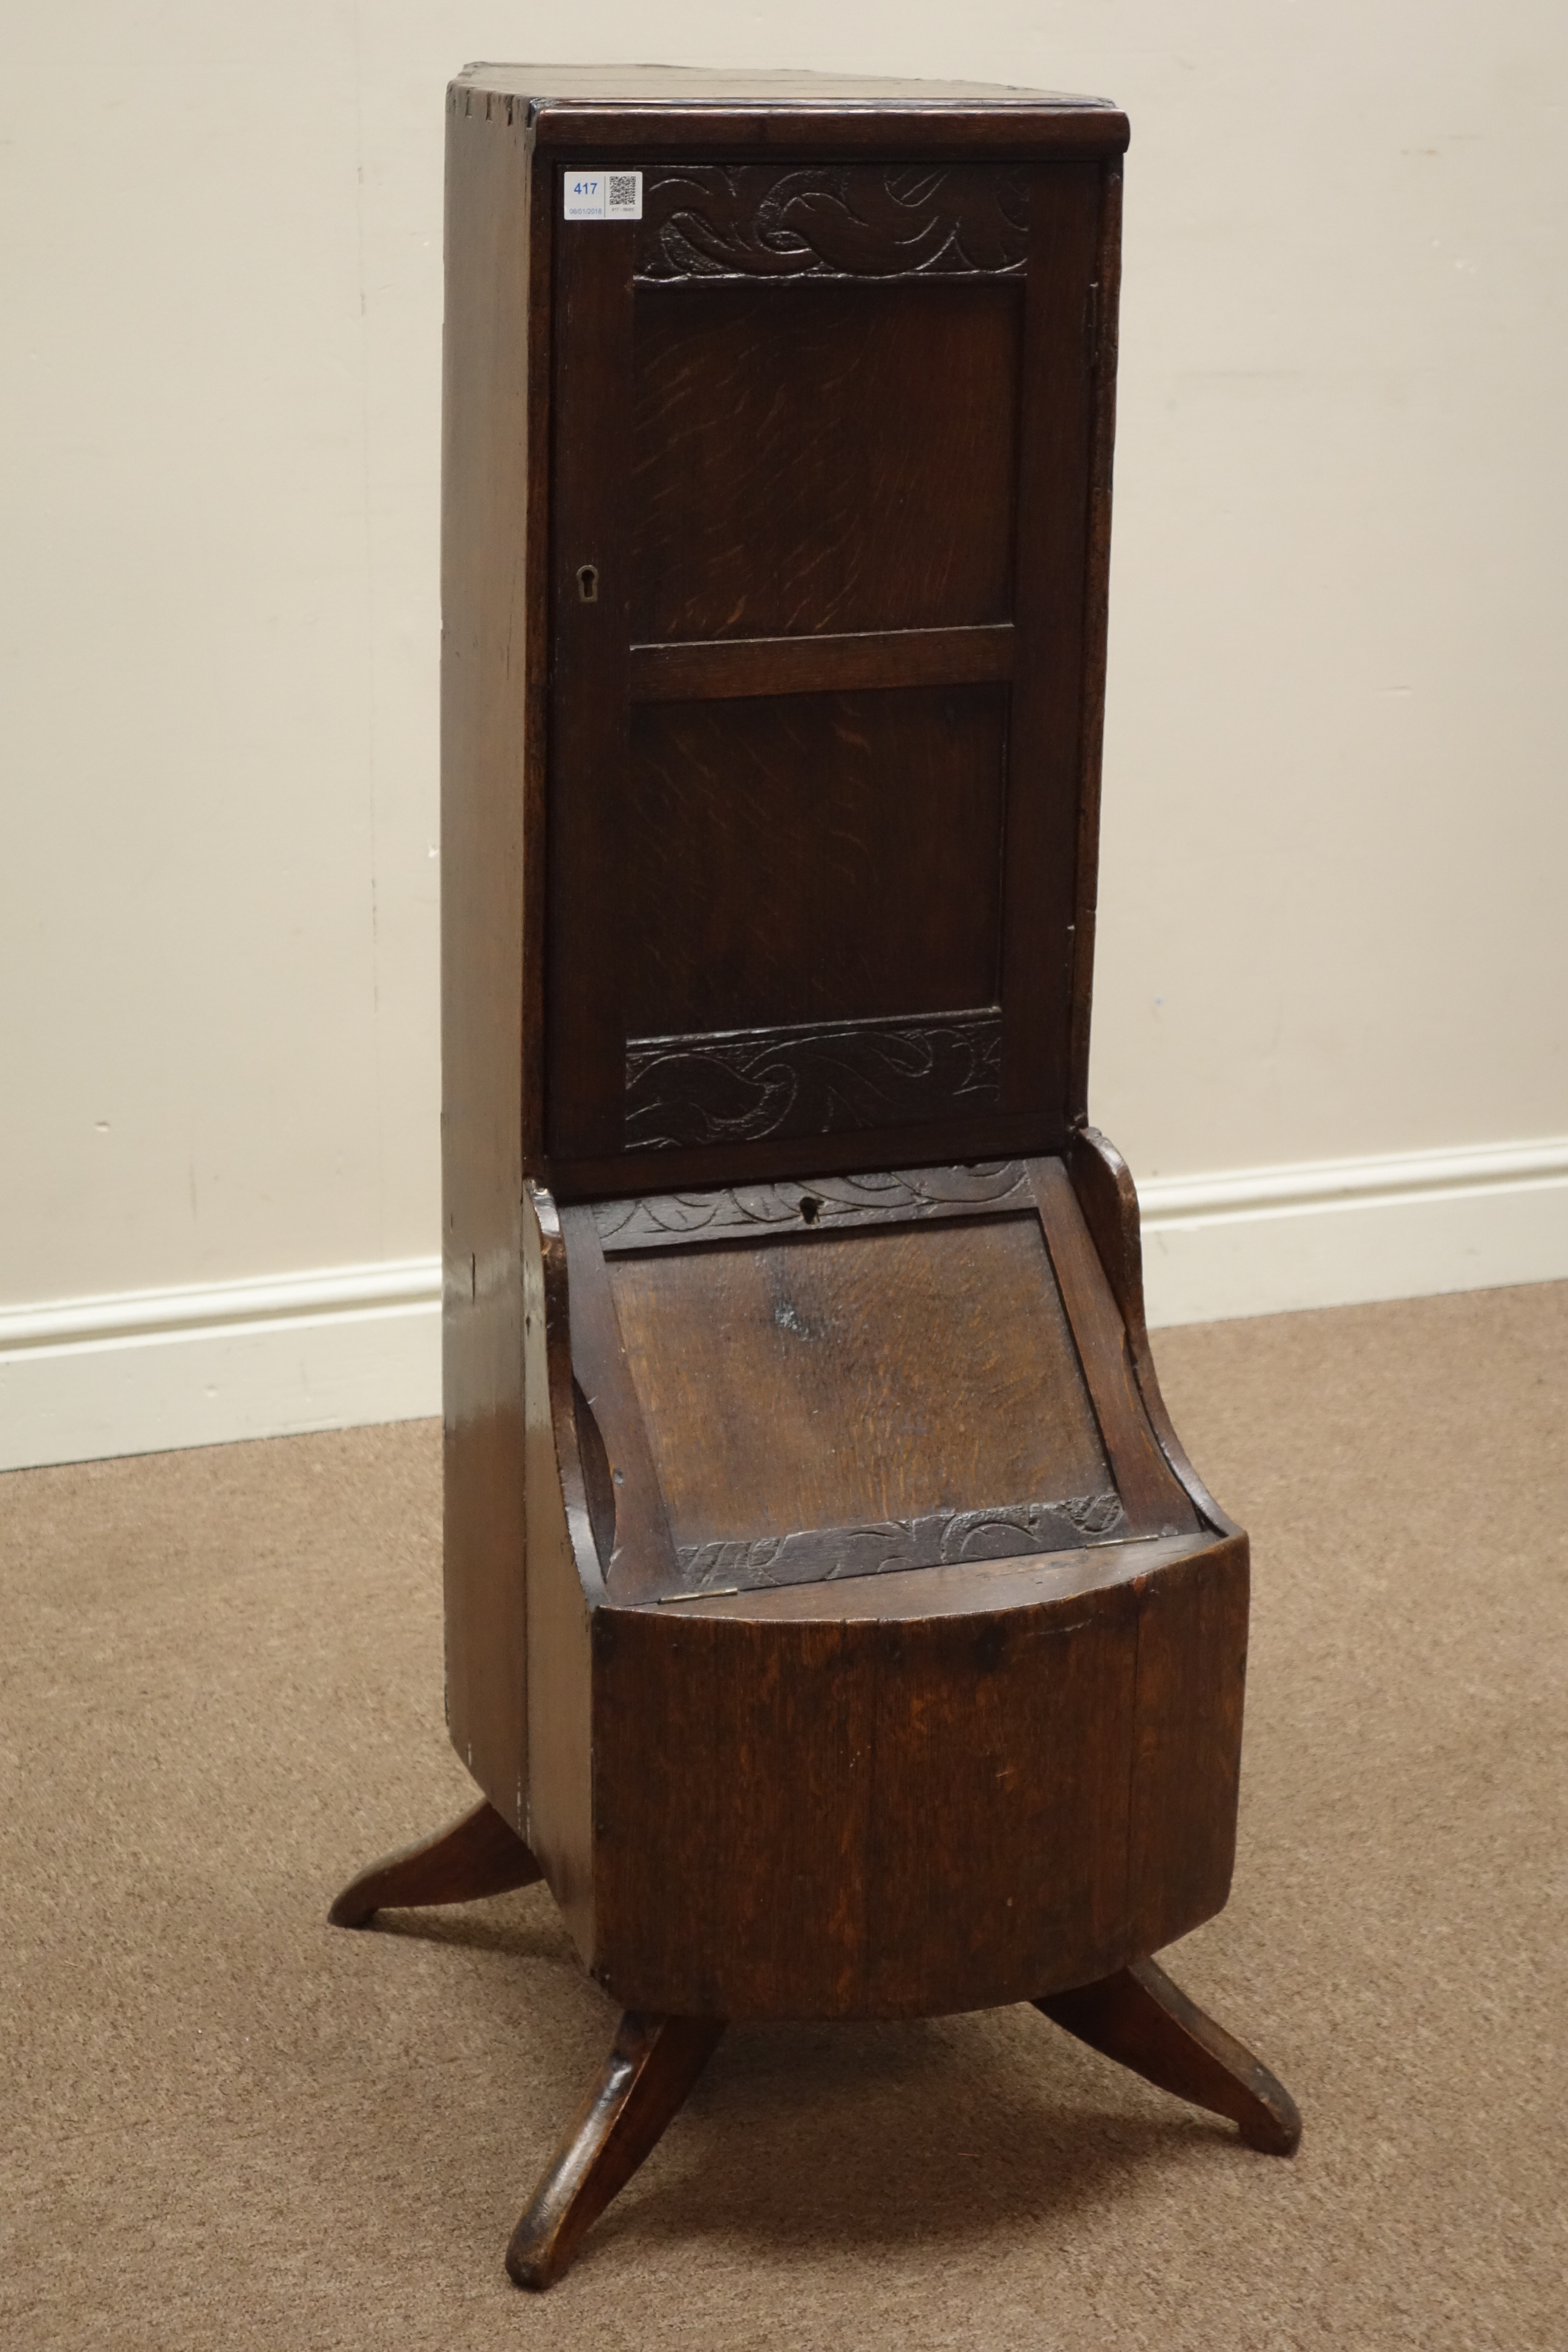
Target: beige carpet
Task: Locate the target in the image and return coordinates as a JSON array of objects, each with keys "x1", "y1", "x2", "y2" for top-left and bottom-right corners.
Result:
[{"x1": 2, "y1": 1282, "x2": 1564, "y2": 2350}]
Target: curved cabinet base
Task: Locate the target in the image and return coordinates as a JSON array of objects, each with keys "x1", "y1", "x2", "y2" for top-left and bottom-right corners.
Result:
[{"x1": 580, "y1": 1527, "x2": 1247, "y2": 2020}]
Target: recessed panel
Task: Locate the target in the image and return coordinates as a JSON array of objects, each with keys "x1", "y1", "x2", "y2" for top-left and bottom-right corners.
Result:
[
  {"x1": 631, "y1": 280, "x2": 1022, "y2": 641},
  {"x1": 607, "y1": 1215, "x2": 1118, "y2": 1585},
  {"x1": 621, "y1": 684, "x2": 1006, "y2": 1039}
]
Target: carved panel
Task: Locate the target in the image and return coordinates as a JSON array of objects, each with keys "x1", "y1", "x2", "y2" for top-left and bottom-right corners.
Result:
[
  {"x1": 623, "y1": 1010, "x2": 1002, "y2": 1152},
  {"x1": 595, "y1": 1160, "x2": 1031, "y2": 1252},
  {"x1": 635, "y1": 165, "x2": 1029, "y2": 284},
  {"x1": 673, "y1": 1492, "x2": 1129, "y2": 1594}
]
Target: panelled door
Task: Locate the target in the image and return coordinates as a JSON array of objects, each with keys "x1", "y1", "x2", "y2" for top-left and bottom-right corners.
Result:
[{"x1": 545, "y1": 157, "x2": 1106, "y2": 1194}]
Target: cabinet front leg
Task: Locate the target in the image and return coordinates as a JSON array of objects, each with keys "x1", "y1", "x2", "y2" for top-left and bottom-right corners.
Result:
[
  {"x1": 507, "y1": 2011, "x2": 726, "y2": 2289},
  {"x1": 1036, "y1": 1956, "x2": 1301, "y2": 2154}
]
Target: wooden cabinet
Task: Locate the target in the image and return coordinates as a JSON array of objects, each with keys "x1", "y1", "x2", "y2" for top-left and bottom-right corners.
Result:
[{"x1": 333, "y1": 67, "x2": 1298, "y2": 2289}]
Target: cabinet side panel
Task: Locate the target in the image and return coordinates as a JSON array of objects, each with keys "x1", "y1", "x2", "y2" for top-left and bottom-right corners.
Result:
[
  {"x1": 523, "y1": 1191, "x2": 598, "y2": 1957},
  {"x1": 1067, "y1": 157, "x2": 1123, "y2": 1123},
  {"x1": 441, "y1": 87, "x2": 541, "y2": 1821},
  {"x1": 998, "y1": 161, "x2": 1102, "y2": 1122}
]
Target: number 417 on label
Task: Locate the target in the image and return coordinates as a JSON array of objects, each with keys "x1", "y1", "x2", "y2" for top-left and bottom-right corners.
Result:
[{"x1": 563, "y1": 171, "x2": 643, "y2": 220}]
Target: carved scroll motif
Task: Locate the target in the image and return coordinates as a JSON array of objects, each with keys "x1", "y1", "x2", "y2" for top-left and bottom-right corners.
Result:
[
  {"x1": 595, "y1": 1160, "x2": 1030, "y2": 1252},
  {"x1": 635, "y1": 165, "x2": 1030, "y2": 284},
  {"x1": 674, "y1": 1492, "x2": 1129, "y2": 1593},
  {"x1": 623, "y1": 1010, "x2": 1002, "y2": 1152}
]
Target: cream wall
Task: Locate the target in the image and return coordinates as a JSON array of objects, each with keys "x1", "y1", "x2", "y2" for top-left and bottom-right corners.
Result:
[{"x1": 2, "y1": 4, "x2": 1565, "y2": 1462}]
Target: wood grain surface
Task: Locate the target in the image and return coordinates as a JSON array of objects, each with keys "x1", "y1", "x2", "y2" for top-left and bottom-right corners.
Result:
[
  {"x1": 439, "y1": 88, "x2": 538, "y2": 1812},
  {"x1": 999, "y1": 163, "x2": 1102, "y2": 1117},
  {"x1": 545, "y1": 196, "x2": 635, "y2": 1161},
  {"x1": 452, "y1": 66, "x2": 1131, "y2": 163},
  {"x1": 328, "y1": 1801, "x2": 541, "y2": 1930},
  {"x1": 506, "y1": 2013, "x2": 727, "y2": 2289},
  {"x1": 543, "y1": 148, "x2": 1117, "y2": 1190},
  {"x1": 592, "y1": 1160, "x2": 1034, "y2": 1250},
  {"x1": 412, "y1": 77, "x2": 1290, "y2": 2289},
  {"x1": 619, "y1": 687, "x2": 1007, "y2": 1040},
  {"x1": 627, "y1": 622, "x2": 1014, "y2": 703},
  {"x1": 586, "y1": 1531, "x2": 1246, "y2": 2018},
  {"x1": 632, "y1": 278, "x2": 1021, "y2": 641},
  {"x1": 1036, "y1": 1956, "x2": 1301, "y2": 2154},
  {"x1": 607, "y1": 1214, "x2": 1112, "y2": 1559},
  {"x1": 634, "y1": 163, "x2": 1031, "y2": 283},
  {"x1": 520, "y1": 1186, "x2": 599, "y2": 1953},
  {"x1": 1068, "y1": 1124, "x2": 1239, "y2": 1536},
  {"x1": 622, "y1": 1011, "x2": 1004, "y2": 1152}
]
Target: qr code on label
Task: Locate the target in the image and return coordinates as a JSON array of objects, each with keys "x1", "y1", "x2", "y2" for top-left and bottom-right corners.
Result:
[{"x1": 563, "y1": 169, "x2": 643, "y2": 221}]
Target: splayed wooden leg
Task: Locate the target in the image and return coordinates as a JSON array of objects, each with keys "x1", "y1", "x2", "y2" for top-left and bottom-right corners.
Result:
[
  {"x1": 507, "y1": 2011, "x2": 726, "y2": 2289},
  {"x1": 1036, "y1": 1955, "x2": 1301, "y2": 2154},
  {"x1": 328, "y1": 1798, "x2": 543, "y2": 1928}
]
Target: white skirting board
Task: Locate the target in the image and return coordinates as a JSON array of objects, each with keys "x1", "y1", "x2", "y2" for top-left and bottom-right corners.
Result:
[
  {"x1": 0, "y1": 1264, "x2": 442, "y2": 1475},
  {"x1": 1140, "y1": 1136, "x2": 1568, "y2": 1328},
  {"x1": 2, "y1": 1138, "x2": 1565, "y2": 1473}
]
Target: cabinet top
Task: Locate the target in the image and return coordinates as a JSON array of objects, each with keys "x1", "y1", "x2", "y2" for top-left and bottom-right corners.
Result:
[{"x1": 451, "y1": 64, "x2": 1128, "y2": 155}]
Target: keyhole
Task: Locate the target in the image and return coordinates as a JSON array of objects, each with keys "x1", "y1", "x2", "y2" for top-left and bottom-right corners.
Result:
[
  {"x1": 577, "y1": 562, "x2": 599, "y2": 604},
  {"x1": 799, "y1": 1194, "x2": 822, "y2": 1226}
]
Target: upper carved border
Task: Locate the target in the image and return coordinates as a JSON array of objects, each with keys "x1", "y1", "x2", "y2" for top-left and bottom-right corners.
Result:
[
  {"x1": 635, "y1": 165, "x2": 1030, "y2": 284},
  {"x1": 595, "y1": 1158, "x2": 1031, "y2": 1252}
]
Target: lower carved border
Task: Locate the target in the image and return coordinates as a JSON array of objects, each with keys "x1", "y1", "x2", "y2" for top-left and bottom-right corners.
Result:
[
  {"x1": 624, "y1": 1009, "x2": 1002, "y2": 1152},
  {"x1": 673, "y1": 1492, "x2": 1129, "y2": 1594}
]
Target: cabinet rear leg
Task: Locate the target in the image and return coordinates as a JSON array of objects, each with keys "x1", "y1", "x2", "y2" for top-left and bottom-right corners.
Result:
[
  {"x1": 1036, "y1": 1955, "x2": 1301, "y2": 2154},
  {"x1": 328, "y1": 1799, "x2": 543, "y2": 1928}
]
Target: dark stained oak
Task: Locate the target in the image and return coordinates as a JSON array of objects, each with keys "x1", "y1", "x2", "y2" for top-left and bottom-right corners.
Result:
[
  {"x1": 602, "y1": 1207, "x2": 1116, "y2": 1584},
  {"x1": 472, "y1": 67, "x2": 1132, "y2": 160},
  {"x1": 546, "y1": 191, "x2": 636, "y2": 1164},
  {"x1": 520, "y1": 1186, "x2": 600, "y2": 1961},
  {"x1": 558, "y1": 1201, "x2": 681, "y2": 1600},
  {"x1": 1030, "y1": 1157, "x2": 1199, "y2": 1537},
  {"x1": 506, "y1": 2013, "x2": 727, "y2": 2288},
  {"x1": 544, "y1": 140, "x2": 1114, "y2": 1190},
  {"x1": 1065, "y1": 167, "x2": 1123, "y2": 1126},
  {"x1": 999, "y1": 162, "x2": 1103, "y2": 1118},
  {"x1": 556, "y1": 1109, "x2": 1063, "y2": 1207},
  {"x1": 627, "y1": 622, "x2": 1015, "y2": 703},
  {"x1": 622, "y1": 1011, "x2": 1004, "y2": 1152},
  {"x1": 631, "y1": 279, "x2": 1022, "y2": 642},
  {"x1": 327, "y1": 64, "x2": 1298, "y2": 2292},
  {"x1": 592, "y1": 1158, "x2": 1036, "y2": 1248},
  {"x1": 1036, "y1": 1957, "x2": 1302, "y2": 2155},
  {"x1": 618, "y1": 688, "x2": 1008, "y2": 1044},
  {"x1": 438, "y1": 79, "x2": 541, "y2": 1844},
  {"x1": 635, "y1": 162, "x2": 1031, "y2": 283},
  {"x1": 588, "y1": 1539, "x2": 1246, "y2": 2019},
  {"x1": 1068, "y1": 1124, "x2": 1240, "y2": 1535},
  {"x1": 327, "y1": 1801, "x2": 542, "y2": 1929}
]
